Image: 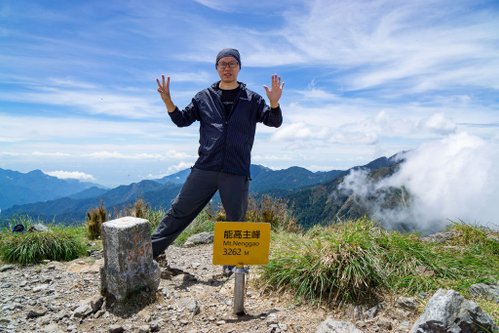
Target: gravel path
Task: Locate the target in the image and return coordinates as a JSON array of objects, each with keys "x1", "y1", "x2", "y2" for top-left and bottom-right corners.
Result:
[{"x1": 0, "y1": 244, "x2": 418, "y2": 333}]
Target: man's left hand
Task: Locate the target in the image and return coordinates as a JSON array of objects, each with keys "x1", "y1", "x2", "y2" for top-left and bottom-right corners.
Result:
[{"x1": 264, "y1": 74, "x2": 284, "y2": 108}]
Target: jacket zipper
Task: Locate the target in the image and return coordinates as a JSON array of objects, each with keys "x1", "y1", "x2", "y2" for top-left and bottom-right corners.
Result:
[{"x1": 220, "y1": 87, "x2": 243, "y2": 172}]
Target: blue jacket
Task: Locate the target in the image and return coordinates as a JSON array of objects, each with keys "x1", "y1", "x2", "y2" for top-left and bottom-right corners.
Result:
[{"x1": 169, "y1": 81, "x2": 283, "y2": 177}]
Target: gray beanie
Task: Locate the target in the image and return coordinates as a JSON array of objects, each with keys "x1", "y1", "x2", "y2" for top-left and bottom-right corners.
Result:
[{"x1": 216, "y1": 48, "x2": 241, "y2": 68}]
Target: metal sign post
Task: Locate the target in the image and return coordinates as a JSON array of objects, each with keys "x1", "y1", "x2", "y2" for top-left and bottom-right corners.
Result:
[
  {"x1": 233, "y1": 266, "x2": 247, "y2": 315},
  {"x1": 212, "y1": 222, "x2": 271, "y2": 315}
]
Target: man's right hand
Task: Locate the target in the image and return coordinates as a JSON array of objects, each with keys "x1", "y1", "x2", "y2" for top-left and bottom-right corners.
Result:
[{"x1": 156, "y1": 74, "x2": 176, "y2": 113}]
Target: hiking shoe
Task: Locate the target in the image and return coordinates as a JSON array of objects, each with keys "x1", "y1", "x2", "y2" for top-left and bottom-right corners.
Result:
[
  {"x1": 160, "y1": 266, "x2": 185, "y2": 279},
  {"x1": 154, "y1": 254, "x2": 169, "y2": 268},
  {"x1": 212, "y1": 266, "x2": 234, "y2": 279},
  {"x1": 222, "y1": 265, "x2": 235, "y2": 277}
]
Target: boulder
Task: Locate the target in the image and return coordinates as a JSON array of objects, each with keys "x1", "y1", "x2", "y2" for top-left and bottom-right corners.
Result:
[
  {"x1": 410, "y1": 289, "x2": 497, "y2": 333},
  {"x1": 469, "y1": 282, "x2": 499, "y2": 303},
  {"x1": 184, "y1": 232, "x2": 214, "y2": 247}
]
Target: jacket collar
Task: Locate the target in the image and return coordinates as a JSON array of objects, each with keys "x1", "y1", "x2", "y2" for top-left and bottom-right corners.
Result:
[{"x1": 210, "y1": 81, "x2": 246, "y2": 91}]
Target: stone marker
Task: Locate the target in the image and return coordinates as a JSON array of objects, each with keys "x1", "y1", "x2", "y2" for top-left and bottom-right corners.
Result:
[{"x1": 100, "y1": 217, "x2": 160, "y2": 302}]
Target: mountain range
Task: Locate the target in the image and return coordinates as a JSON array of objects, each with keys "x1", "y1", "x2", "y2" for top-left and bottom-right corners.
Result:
[
  {"x1": 0, "y1": 169, "x2": 100, "y2": 211},
  {"x1": 285, "y1": 156, "x2": 405, "y2": 228},
  {"x1": 0, "y1": 155, "x2": 401, "y2": 227}
]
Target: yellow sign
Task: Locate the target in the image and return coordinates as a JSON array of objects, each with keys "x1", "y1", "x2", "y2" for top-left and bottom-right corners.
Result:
[{"x1": 212, "y1": 222, "x2": 271, "y2": 266}]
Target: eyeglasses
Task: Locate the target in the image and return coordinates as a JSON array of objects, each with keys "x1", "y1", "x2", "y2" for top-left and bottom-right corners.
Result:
[{"x1": 217, "y1": 61, "x2": 239, "y2": 69}]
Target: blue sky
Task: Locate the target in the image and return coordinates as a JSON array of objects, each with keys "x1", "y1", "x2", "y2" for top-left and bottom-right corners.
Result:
[{"x1": 1, "y1": 0, "x2": 498, "y2": 187}]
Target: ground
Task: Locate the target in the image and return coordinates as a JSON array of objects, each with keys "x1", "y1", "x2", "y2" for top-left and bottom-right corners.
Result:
[{"x1": 0, "y1": 243, "x2": 420, "y2": 333}]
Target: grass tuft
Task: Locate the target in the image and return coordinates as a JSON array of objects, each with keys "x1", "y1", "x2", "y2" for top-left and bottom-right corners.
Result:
[
  {"x1": 86, "y1": 201, "x2": 107, "y2": 240},
  {"x1": 259, "y1": 217, "x2": 499, "y2": 306},
  {"x1": 0, "y1": 227, "x2": 86, "y2": 265}
]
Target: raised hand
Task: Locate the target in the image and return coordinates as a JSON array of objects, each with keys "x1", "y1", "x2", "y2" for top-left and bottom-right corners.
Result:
[
  {"x1": 156, "y1": 74, "x2": 176, "y2": 112},
  {"x1": 263, "y1": 74, "x2": 284, "y2": 108}
]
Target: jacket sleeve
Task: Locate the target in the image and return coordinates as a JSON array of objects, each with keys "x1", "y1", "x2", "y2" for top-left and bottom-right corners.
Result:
[
  {"x1": 256, "y1": 97, "x2": 283, "y2": 128},
  {"x1": 168, "y1": 99, "x2": 200, "y2": 127}
]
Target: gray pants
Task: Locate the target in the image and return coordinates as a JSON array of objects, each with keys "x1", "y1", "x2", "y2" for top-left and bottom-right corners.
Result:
[{"x1": 151, "y1": 168, "x2": 249, "y2": 258}]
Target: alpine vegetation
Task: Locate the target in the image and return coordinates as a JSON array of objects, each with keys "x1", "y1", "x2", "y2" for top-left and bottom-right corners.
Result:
[{"x1": 259, "y1": 218, "x2": 499, "y2": 307}]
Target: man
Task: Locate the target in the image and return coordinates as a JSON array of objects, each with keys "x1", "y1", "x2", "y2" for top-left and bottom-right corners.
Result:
[{"x1": 152, "y1": 48, "x2": 284, "y2": 269}]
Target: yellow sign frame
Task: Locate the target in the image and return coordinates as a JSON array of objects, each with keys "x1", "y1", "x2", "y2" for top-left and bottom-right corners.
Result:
[{"x1": 212, "y1": 222, "x2": 271, "y2": 266}]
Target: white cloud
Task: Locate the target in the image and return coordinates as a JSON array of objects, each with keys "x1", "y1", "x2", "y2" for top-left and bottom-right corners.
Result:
[
  {"x1": 45, "y1": 170, "x2": 96, "y2": 182},
  {"x1": 47, "y1": 77, "x2": 98, "y2": 89},
  {"x1": 339, "y1": 132, "x2": 499, "y2": 231},
  {"x1": 166, "y1": 161, "x2": 193, "y2": 174},
  {"x1": 418, "y1": 113, "x2": 457, "y2": 135},
  {"x1": 272, "y1": 122, "x2": 316, "y2": 141},
  {"x1": 278, "y1": 0, "x2": 499, "y2": 91},
  {"x1": 4, "y1": 88, "x2": 159, "y2": 119},
  {"x1": 32, "y1": 152, "x2": 71, "y2": 157},
  {"x1": 170, "y1": 71, "x2": 213, "y2": 83},
  {"x1": 0, "y1": 114, "x2": 184, "y2": 144},
  {"x1": 193, "y1": 0, "x2": 301, "y2": 12},
  {"x1": 0, "y1": 151, "x2": 71, "y2": 157},
  {"x1": 193, "y1": 0, "x2": 231, "y2": 12},
  {"x1": 82, "y1": 152, "x2": 160, "y2": 160}
]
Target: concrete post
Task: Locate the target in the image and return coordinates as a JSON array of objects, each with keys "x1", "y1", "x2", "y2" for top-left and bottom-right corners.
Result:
[{"x1": 100, "y1": 217, "x2": 160, "y2": 302}]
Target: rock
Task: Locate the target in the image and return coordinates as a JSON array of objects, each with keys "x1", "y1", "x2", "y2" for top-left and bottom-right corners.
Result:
[
  {"x1": 410, "y1": 289, "x2": 498, "y2": 333},
  {"x1": 26, "y1": 306, "x2": 47, "y2": 318},
  {"x1": 469, "y1": 282, "x2": 499, "y2": 303},
  {"x1": 395, "y1": 321, "x2": 412, "y2": 333},
  {"x1": 108, "y1": 324, "x2": 124, "y2": 333},
  {"x1": 67, "y1": 324, "x2": 78, "y2": 331},
  {"x1": 396, "y1": 296, "x2": 417, "y2": 311},
  {"x1": 149, "y1": 321, "x2": 160, "y2": 332},
  {"x1": 376, "y1": 317, "x2": 392, "y2": 330},
  {"x1": 364, "y1": 303, "x2": 382, "y2": 319},
  {"x1": 72, "y1": 295, "x2": 104, "y2": 319},
  {"x1": 73, "y1": 303, "x2": 93, "y2": 318},
  {"x1": 29, "y1": 223, "x2": 49, "y2": 232},
  {"x1": 43, "y1": 323, "x2": 64, "y2": 333},
  {"x1": 416, "y1": 265, "x2": 434, "y2": 277},
  {"x1": 32, "y1": 284, "x2": 50, "y2": 292},
  {"x1": 177, "y1": 298, "x2": 201, "y2": 315},
  {"x1": 184, "y1": 232, "x2": 214, "y2": 247},
  {"x1": 316, "y1": 317, "x2": 365, "y2": 333},
  {"x1": 138, "y1": 325, "x2": 150, "y2": 333},
  {"x1": 353, "y1": 305, "x2": 365, "y2": 320},
  {"x1": 421, "y1": 230, "x2": 458, "y2": 243},
  {"x1": 88, "y1": 295, "x2": 104, "y2": 313},
  {"x1": 278, "y1": 323, "x2": 288, "y2": 330},
  {"x1": 0, "y1": 264, "x2": 16, "y2": 272}
]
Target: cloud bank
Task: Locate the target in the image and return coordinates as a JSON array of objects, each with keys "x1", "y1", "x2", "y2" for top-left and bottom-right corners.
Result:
[{"x1": 339, "y1": 132, "x2": 499, "y2": 232}]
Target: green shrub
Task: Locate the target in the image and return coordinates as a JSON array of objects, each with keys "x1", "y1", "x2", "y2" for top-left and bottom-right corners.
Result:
[
  {"x1": 217, "y1": 195, "x2": 301, "y2": 232},
  {"x1": 0, "y1": 229, "x2": 86, "y2": 265},
  {"x1": 117, "y1": 198, "x2": 149, "y2": 219},
  {"x1": 112, "y1": 199, "x2": 165, "y2": 234},
  {"x1": 86, "y1": 201, "x2": 107, "y2": 240},
  {"x1": 261, "y1": 218, "x2": 385, "y2": 304},
  {"x1": 248, "y1": 195, "x2": 301, "y2": 232},
  {"x1": 259, "y1": 218, "x2": 499, "y2": 306}
]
